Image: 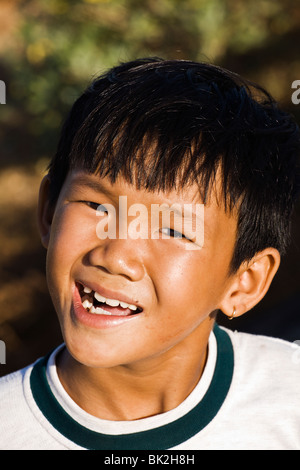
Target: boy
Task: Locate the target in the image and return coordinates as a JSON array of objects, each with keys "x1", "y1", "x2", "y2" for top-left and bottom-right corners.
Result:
[{"x1": 0, "y1": 57, "x2": 300, "y2": 450}]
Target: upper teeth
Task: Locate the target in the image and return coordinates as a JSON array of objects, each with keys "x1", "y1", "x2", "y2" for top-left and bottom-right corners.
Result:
[{"x1": 83, "y1": 286, "x2": 138, "y2": 311}]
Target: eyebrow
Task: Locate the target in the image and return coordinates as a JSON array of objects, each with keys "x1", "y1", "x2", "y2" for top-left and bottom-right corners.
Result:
[
  {"x1": 72, "y1": 175, "x2": 114, "y2": 197},
  {"x1": 72, "y1": 174, "x2": 204, "y2": 222},
  {"x1": 156, "y1": 204, "x2": 201, "y2": 221}
]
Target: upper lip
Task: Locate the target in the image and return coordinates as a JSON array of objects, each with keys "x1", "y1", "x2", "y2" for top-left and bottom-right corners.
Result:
[{"x1": 76, "y1": 280, "x2": 143, "y2": 311}]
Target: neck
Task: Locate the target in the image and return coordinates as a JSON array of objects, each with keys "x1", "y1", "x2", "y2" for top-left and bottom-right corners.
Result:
[{"x1": 57, "y1": 322, "x2": 213, "y2": 421}]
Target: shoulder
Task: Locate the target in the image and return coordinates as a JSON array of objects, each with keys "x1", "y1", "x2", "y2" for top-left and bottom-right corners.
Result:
[
  {"x1": 224, "y1": 327, "x2": 300, "y2": 398},
  {"x1": 0, "y1": 366, "x2": 30, "y2": 441},
  {"x1": 0, "y1": 363, "x2": 34, "y2": 414},
  {"x1": 204, "y1": 328, "x2": 300, "y2": 448},
  {"x1": 0, "y1": 359, "x2": 71, "y2": 449},
  {"x1": 0, "y1": 363, "x2": 44, "y2": 448},
  {"x1": 227, "y1": 327, "x2": 300, "y2": 367},
  {"x1": 0, "y1": 366, "x2": 26, "y2": 400}
]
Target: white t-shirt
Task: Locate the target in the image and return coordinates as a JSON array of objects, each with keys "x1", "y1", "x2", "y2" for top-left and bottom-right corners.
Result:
[{"x1": 0, "y1": 325, "x2": 299, "y2": 450}]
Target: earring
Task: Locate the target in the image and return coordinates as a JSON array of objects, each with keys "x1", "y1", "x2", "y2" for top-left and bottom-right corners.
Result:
[{"x1": 228, "y1": 307, "x2": 236, "y2": 320}]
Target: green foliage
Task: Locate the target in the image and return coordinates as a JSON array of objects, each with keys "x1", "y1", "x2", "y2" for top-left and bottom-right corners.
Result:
[{"x1": 1, "y1": 0, "x2": 299, "y2": 163}]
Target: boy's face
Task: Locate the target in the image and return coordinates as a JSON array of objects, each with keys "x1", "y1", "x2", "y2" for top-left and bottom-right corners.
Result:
[{"x1": 41, "y1": 169, "x2": 237, "y2": 368}]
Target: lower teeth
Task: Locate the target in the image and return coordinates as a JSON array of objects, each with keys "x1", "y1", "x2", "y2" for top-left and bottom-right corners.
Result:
[
  {"x1": 90, "y1": 305, "x2": 112, "y2": 315},
  {"x1": 81, "y1": 294, "x2": 118, "y2": 315}
]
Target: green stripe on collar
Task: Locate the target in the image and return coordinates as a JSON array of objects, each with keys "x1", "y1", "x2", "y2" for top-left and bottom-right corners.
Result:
[{"x1": 30, "y1": 324, "x2": 234, "y2": 450}]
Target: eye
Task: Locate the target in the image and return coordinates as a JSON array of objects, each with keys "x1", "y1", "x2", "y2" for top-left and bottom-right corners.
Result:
[
  {"x1": 161, "y1": 228, "x2": 190, "y2": 240},
  {"x1": 82, "y1": 201, "x2": 109, "y2": 214}
]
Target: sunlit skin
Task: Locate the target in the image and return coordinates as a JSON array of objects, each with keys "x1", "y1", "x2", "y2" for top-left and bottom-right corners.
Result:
[{"x1": 38, "y1": 169, "x2": 280, "y2": 421}]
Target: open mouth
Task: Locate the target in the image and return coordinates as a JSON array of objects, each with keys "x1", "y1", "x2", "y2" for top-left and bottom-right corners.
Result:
[{"x1": 77, "y1": 282, "x2": 143, "y2": 317}]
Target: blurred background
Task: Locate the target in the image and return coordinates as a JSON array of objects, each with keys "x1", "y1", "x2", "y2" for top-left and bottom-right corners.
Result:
[{"x1": 0, "y1": 0, "x2": 299, "y2": 375}]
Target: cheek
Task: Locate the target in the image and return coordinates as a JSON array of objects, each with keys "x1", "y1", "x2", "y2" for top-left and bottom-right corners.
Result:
[
  {"x1": 151, "y1": 244, "x2": 230, "y2": 319},
  {"x1": 151, "y1": 250, "x2": 209, "y2": 313},
  {"x1": 48, "y1": 206, "x2": 94, "y2": 266},
  {"x1": 46, "y1": 207, "x2": 95, "y2": 301}
]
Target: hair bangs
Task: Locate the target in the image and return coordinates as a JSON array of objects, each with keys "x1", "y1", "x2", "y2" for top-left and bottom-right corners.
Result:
[{"x1": 67, "y1": 94, "x2": 224, "y2": 204}]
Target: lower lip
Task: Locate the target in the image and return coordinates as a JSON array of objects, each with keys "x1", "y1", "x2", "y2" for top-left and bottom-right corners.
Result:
[{"x1": 71, "y1": 284, "x2": 140, "y2": 329}]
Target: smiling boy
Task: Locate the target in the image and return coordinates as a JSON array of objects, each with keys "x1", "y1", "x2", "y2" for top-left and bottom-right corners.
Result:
[{"x1": 0, "y1": 58, "x2": 300, "y2": 450}]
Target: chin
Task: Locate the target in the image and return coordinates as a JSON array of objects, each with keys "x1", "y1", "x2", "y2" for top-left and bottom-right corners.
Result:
[{"x1": 61, "y1": 327, "x2": 134, "y2": 369}]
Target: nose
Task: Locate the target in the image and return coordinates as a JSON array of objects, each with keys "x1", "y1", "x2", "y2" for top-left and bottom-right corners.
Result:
[{"x1": 87, "y1": 238, "x2": 146, "y2": 282}]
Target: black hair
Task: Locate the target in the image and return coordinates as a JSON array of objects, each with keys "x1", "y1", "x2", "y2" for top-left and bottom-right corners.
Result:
[{"x1": 47, "y1": 57, "x2": 300, "y2": 273}]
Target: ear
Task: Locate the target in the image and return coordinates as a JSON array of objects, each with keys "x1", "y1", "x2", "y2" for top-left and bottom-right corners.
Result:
[
  {"x1": 219, "y1": 248, "x2": 281, "y2": 320},
  {"x1": 37, "y1": 175, "x2": 55, "y2": 249}
]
